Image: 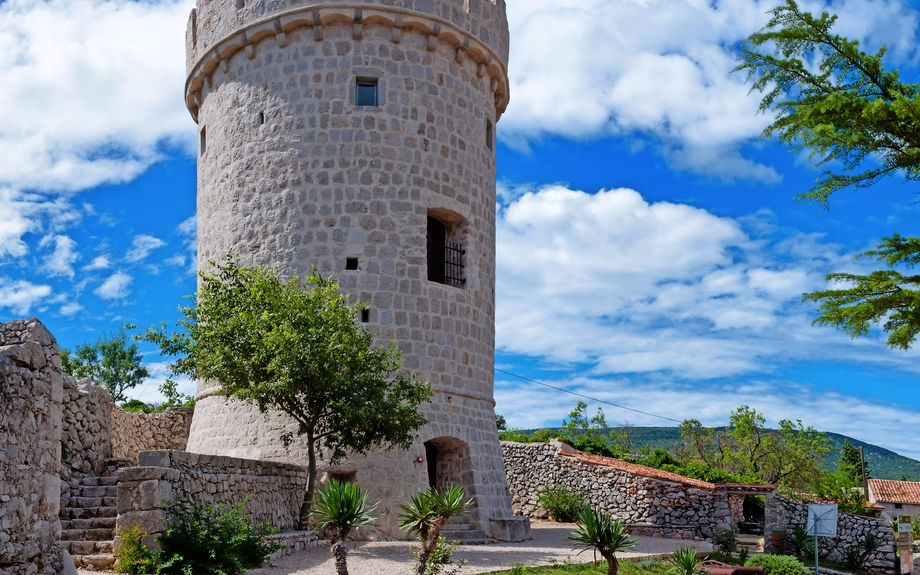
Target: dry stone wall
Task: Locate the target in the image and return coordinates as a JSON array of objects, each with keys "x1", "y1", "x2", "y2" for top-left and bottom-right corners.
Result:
[
  {"x1": 502, "y1": 441, "x2": 733, "y2": 540},
  {"x1": 0, "y1": 318, "x2": 67, "y2": 575},
  {"x1": 61, "y1": 378, "x2": 114, "y2": 480},
  {"x1": 116, "y1": 450, "x2": 308, "y2": 548},
  {"x1": 766, "y1": 493, "x2": 896, "y2": 575},
  {"x1": 112, "y1": 409, "x2": 194, "y2": 465}
]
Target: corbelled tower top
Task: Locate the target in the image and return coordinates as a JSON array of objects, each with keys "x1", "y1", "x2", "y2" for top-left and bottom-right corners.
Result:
[{"x1": 185, "y1": 0, "x2": 510, "y2": 123}]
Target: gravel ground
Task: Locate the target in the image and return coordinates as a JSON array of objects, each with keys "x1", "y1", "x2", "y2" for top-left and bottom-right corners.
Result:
[{"x1": 76, "y1": 521, "x2": 712, "y2": 575}]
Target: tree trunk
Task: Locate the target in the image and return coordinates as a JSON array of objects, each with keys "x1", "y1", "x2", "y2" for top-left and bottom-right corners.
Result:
[
  {"x1": 416, "y1": 516, "x2": 449, "y2": 575},
  {"x1": 332, "y1": 542, "x2": 349, "y2": 575},
  {"x1": 606, "y1": 553, "x2": 618, "y2": 575},
  {"x1": 299, "y1": 433, "x2": 317, "y2": 529}
]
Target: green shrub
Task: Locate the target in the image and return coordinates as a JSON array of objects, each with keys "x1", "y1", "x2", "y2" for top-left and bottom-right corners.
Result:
[
  {"x1": 156, "y1": 499, "x2": 281, "y2": 575},
  {"x1": 842, "y1": 545, "x2": 862, "y2": 570},
  {"x1": 666, "y1": 548, "x2": 704, "y2": 575},
  {"x1": 114, "y1": 525, "x2": 158, "y2": 574},
  {"x1": 421, "y1": 535, "x2": 466, "y2": 575},
  {"x1": 712, "y1": 527, "x2": 738, "y2": 555},
  {"x1": 537, "y1": 485, "x2": 587, "y2": 523},
  {"x1": 745, "y1": 554, "x2": 811, "y2": 575}
]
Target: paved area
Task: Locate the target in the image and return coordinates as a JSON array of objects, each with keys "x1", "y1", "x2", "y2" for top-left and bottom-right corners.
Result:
[
  {"x1": 76, "y1": 521, "x2": 712, "y2": 574},
  {"x1": 246, "y1": 521, "x2": 712, "y2": 575}
]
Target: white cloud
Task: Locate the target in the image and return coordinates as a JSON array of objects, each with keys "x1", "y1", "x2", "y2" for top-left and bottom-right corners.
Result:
[
  {"x1": 125, "y1": 234, "x2": 166, "y2": 263},
  {"x1": 39, "y1": 234, "x2": 79, "y2": 278},
  {"x1": 0, "y1": 0, "x2": 196, "y2": 193},
  {"x1": 0, "y1": 278, "x2": 52, "y2": 315},
  {"x1": 494, "y1": 375, "x2": 920, "y2": 460},
  {"x1": 495, "y1": 184, "x2": 911, "y2": 379},
  {"x1": 501, "y1": 0, "x2": 919, "y2": 180},
  {"x1": 0, "y1": 188, "x2": 82, "y2": 259},
  {"x1": 83, "y1": 255, "x2": 112, "y2": 271},
  {"x1": 94, "y1": 271, "x2": 133, "y2": 300},
  {"x1": 59, "y1": 301, "x2": 83, "y2": 316}
]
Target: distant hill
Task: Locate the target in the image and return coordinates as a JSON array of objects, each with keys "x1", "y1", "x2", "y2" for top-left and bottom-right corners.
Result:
[{"x1": 519, "y1": 426, "x2": 920, "y2": 481}]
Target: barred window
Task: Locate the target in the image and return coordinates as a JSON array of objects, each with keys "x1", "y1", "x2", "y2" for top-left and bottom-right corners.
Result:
[{"x1": 427, "y1": 216, "x2": 465, "y2": 287}]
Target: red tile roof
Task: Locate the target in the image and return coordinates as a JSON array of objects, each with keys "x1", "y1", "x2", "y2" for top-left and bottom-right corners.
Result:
[
  {"x1": 558, "y1": 450, "x2": 774, "y2": 493},
  {"x1": 868, "y1": 479, "x2": 920, "y2": 504}
]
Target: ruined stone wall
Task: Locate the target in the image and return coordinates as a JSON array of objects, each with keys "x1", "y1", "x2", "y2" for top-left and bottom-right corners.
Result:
[
  {"x1": 765, "y1": 493, "x2": 896, "y2": 575},
  {"x1": 116, "y1": 450, "x2": 308, "y2": 548},
  {"x1": 502, "y1": 441, "x2": 732, "y2": 540},
  {"x1": 112, "y1": 408, "x2": 194, "y2": 465},
  {"x1": 0, "y1": 318, "x2": 66, "y2": 575},
  {"x1": 61, "y1": 378, "x2": 114, "y2": 480}
]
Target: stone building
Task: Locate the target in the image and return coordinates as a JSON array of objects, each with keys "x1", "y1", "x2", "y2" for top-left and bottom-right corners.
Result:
[{"x1": 182, "y1": 0, "x2": 526, "y2": 539}]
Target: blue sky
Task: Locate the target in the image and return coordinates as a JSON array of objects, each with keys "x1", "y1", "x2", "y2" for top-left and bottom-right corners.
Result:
[{"x1": 2, "y1": 0, "x2": 920, "y2": 459}]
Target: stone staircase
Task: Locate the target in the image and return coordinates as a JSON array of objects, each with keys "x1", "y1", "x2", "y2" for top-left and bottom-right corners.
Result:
[
  {"x1": 59, "y1": 458, "x2": 130, "y2": 571},
  {"x1": 441, "y1": 514, "x2": 490, "y2": 545}
]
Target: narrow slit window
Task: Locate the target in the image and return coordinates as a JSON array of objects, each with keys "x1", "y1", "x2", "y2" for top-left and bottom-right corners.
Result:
[
  {"x1": 199, "y1": 127, "x2": 206, "y2": 156},
  {"x1": 356, "y1": 78, "x2": 378, "y2": 106},
  {"x1": 345, "y1": 257, "x2": 358, "y2": 270},
  {"x1": 486, "y1": 120, "x2": 493, "y2": 151},
  {"x1": 361, "y1": 309, "x2": 370, "y2": 323},
  {"x1": 257, "y1": 111, "x2": 264, "y2": 125}
]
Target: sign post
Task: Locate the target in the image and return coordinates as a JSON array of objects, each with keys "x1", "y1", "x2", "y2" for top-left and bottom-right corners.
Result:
[
  {"x1": 807, "y1": 504, "x2": 838, "y2": 575},
  {"x1": 898, "y1": 516, "x2": 912, "y2": 575}
]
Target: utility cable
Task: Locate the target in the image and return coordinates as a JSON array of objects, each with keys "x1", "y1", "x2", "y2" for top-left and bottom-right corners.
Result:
[{"x1": 493, "y1": 367, "x2": 682, "y2": 424}]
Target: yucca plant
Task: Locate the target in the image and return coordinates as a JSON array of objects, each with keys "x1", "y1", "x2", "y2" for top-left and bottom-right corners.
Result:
[
  {"x1": 666, "y1": 548, "x2": 704, "y2": 575},
  {"x1": 309, "y1": 479, "x2": 378, "y2": 575},
  {"x1": 398, "y1": 485, "x2": 473, "y2": 575},
  {"x1": 567, "y1": 506, "x2": 638, "y2": 575},
  {"x1": 786, "y1": 525, "x2": 813, "y2": 560}
]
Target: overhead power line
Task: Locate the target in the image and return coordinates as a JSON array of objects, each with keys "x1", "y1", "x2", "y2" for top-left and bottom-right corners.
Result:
[{"x1": 493, "y1": 367, "x2": 682, "y2": 424}]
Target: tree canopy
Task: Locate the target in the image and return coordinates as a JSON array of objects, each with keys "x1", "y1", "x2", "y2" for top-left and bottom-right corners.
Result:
[
  {"x1": 143, "y1": 258, "x2": 433, "y2": 519},
  {"x1": 60, "y1": 327, "x2": 149, "y2": 403},
  {"x1": 737, "y1": 0, "x2": 920, "y2": 348}
]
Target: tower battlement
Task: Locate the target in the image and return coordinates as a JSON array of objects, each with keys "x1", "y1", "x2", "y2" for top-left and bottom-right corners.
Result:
[{"x1": 185, "y1": 0, "x2": 509, "y2": 122}]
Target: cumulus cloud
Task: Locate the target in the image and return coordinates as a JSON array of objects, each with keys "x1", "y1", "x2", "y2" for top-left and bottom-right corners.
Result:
[
  {"x1": 39, "y1": 234, "x2": 79, "y2": 278},
  {"x1": 502, "y1": 0, "x2": 919, "y2": 179},
  {"x1": 495, "y1": 184, "x2": 910, "y2": 379},
  {"x1": 83, "y1": 255, "x2": 112, "y2": 271},
  {"x1": 0, "y1": 278, "x2": 52, "y2": 315},
  {"x1": 0, "y1": 188, "x2": 82, "y2": 259},
  {"x1": 94, "y1": 271, "x2": 133, "y2": 300},
  {"x1": 125, "y1": 234, "x2": 166, "y2": 263},
  {"x1": 0, "y1": 0, "x2": 195, "y2": 193},
  {"x1": 59, "y1": 301, "x2": 83, "y2": 316}
]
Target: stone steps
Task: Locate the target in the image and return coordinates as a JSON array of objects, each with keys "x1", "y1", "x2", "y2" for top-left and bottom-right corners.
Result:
[
  {"x1": 58, "y1": 459, "x2": 129, "y2": 571},
  {"x1": 441, "y1": 515, "x2": 490, "y2": 545}
]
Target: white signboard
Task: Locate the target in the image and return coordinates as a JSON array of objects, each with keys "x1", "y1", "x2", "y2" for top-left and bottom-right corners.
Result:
[
  {"x1": 806, "y1": 504, "x2": 838, "y2": 538},
  {"x1": 898, "y1": 522, "x2": 912, "y2": 533}
]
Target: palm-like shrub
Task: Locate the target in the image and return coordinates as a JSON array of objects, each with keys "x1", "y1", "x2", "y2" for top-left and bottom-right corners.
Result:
[
  {"x1": 398, "y1": 485, "x2": 473, "y2": 575},
  {"x1": 310, "y1": 479, "x2": 378, "y2": 575},
  {"x1": 567, "y1": 506, "x2": 638, "y2": 575},
  {"x1": 666, "y1": 548, "x2": 704, "y2": 575},
  {"x1": 786, "y1": 525, "x2": 813, "y2": 560}
]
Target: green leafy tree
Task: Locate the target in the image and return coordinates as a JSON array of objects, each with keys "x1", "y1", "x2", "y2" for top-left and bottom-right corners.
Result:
[
  {"x1": 399, "y1": 485, "x2": 473, "y2": 575},
  {"x1": 143, "y1": 258, "x2": 432, "y2": 522},
  {"x1": 839, "y1": 439, "x2": 869, "y2": 481},
  {"x1": 736, "y1": 0, "x2": 920, "y2": 347},
  {"x1": 567, "y1": 506, "x2": 638, "y2": 575},
  {"x1": 559, "y1": 401, "x2": 630, "y2": 458},
  {"x1": 60, "y1": 327, "x2": 149, "y2": 403},
  {"x1": 310, "y1": 479, "x2": 378, "y2": 575}
]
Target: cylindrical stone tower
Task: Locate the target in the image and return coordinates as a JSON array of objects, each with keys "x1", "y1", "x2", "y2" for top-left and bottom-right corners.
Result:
[{"x1": 183, "y1": 0, "x2": 525, "y2": 539}]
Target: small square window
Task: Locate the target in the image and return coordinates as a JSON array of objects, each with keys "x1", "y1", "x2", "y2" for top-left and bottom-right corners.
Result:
[
  {"x1": 356, "y1": 79, "x2": 378, "y2": 106},
  {"x1": 345, "y1": 257, "x2": 358, "y2": 270},
  {"x1": 895, "y1": 503, "x2": 903, "y2": 509},
  {"x1": 361, "y1": 309, "x2": 370, "y2": 323}
]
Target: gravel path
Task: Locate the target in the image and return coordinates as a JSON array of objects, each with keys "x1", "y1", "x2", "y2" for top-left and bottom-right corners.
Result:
[
  {"x1": 244, "y1": 521, "x2": 713, "y2": 575},
  {"x1": 76, "y1": 521, "x2": 712, "y2": 575}
]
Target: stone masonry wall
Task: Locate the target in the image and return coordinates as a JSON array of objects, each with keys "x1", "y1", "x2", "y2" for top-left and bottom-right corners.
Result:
[
  {"x1": 61, "y1": 378, "x2": 114, "y2": 480},
  {"x1": 112, "y1": 409, "x2": 194, "y2": 466},
  {"x1": 766, "y1": 493, "x2": 896, "y2": 575},
  {"x1": 116, "y1": 450, "x2": 308, "y2": 548},
  {"x1": 502, "y1": 441, "x2": 733, "y2": 540},
  {"x1": 0, "y1": 318, "x2": 66, "y2": 575}
]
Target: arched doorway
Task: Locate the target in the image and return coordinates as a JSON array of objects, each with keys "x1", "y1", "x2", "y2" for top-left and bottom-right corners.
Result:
[{"x1": 422, "y1": 436, "x2": 475, "y2": 497}]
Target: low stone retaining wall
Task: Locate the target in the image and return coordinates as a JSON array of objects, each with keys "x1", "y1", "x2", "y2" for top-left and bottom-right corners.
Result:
[
  {"x1": 0, "y1": 318, "x2": 67, "y2": 575},
  {"x1": 502, "y1": 441, "x2": 735, "y2": 540},
  {"x1": 112, "y1": 409, "x2": 194, "y2": 466},
  {"x1": 766, "y1": 494, "x2": 896, "y2": 575},
  {"x1": 115, "y1": 450, "x2": 309, "y2": 548}
]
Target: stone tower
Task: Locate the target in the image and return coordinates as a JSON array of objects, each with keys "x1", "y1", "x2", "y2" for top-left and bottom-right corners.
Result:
[{"x1": 183, "y1": 0, "x2": 526, "y2": 539}]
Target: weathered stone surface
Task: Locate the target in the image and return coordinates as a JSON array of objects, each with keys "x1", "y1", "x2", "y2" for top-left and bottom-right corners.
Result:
[
  {"x1": 0, "y1": 318, "x2": 66, "y2": 575},
  {"x1": 184, "y1": 0, "x2": 515, "y2": 540}
]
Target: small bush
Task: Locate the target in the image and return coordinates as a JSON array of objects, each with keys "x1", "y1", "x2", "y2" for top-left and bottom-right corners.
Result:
[
  {"x1": 712, "y1": 527, "x2": 738, "y2": 555},
  {"x1": 114, "y1": 525, "x2": 158, "y2": 574},
  {"x1": 745, "y1": 554, "x2": 811, "y2": 575},
  {"x1": 842, "y1": 545, "x2": 862, "y2": 570},
  {"x1": 421, "y1": 535, "x2": 466, "y2": 575},
  {"x1": 667, "y1": 548, "x2": 703, "y2": 575},
  {"x1": 537, "y1": 485, "x2": 587, "y2": 523},
  {"x1": 156, "y1": 499, "x2": 281, "y2": 575}
]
